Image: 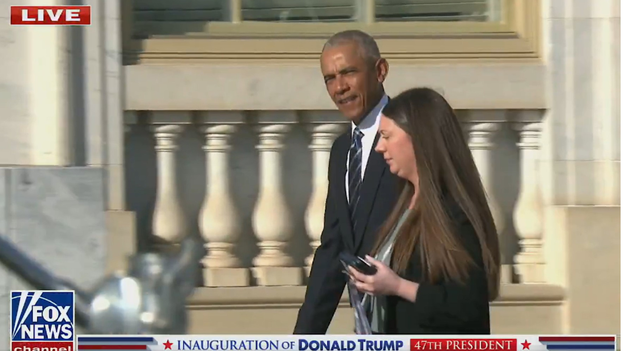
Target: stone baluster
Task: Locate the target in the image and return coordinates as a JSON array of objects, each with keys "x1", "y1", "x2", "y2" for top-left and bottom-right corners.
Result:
[
  {"x1": 512, "y1": 120, "x2": 545, "y2": 283},
  {"x1": 251, "y1": 112, "x2": 301, "y2": 286},
  {"x1": 303, "y1": 118, "x2": 345, "y2": 277},
  {"x1": 198, "y1": 112, "x2": 249, "y2": 287},
  {"x1": 149, "y1": 112, "x2": 189, "y2": 249},
  {"x1": 462, "y1": 114, "x2": 509, "y2": 282}
]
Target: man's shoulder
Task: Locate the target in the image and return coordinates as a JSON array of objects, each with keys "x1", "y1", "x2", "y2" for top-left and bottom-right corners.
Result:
[{"x1": 330, "y1": 130, "x2": 350, "y2": 152}]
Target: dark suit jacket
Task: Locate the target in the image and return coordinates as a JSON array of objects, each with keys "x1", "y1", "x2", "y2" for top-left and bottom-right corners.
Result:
[
  {"x1": 294, "y1": 131, "x2": 401, "y2": 334},
  {"x1": 384, "y1": 197, "x2": 491, "y2": 334}
]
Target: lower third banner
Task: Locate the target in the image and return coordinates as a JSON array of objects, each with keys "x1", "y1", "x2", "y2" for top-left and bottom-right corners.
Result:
[{"x1": 76, "y1": 335, "x2": 618, "y2": 351}]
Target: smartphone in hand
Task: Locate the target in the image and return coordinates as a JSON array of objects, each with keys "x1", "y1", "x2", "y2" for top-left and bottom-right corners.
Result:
[{"x1": 339, "y1": 252, "x2": 377, "y2": 275}]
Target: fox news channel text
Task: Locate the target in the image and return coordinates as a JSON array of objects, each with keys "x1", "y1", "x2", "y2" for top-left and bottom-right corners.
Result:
[
  {"x1": 10, "y1": 290, "x2": 75, "y2": 351},
  {"x1": 76, "y1": 335, "x2": 618, "y2": 351}
]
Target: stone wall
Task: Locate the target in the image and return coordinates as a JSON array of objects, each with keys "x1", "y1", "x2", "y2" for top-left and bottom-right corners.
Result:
[{"x1": 0, "y1": 168, "x2": 108, "y2": 346}]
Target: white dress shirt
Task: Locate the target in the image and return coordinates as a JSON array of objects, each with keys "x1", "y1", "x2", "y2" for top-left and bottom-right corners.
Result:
[{"x1": 345, "y1": 94, "x2": 389, "y2": 202}]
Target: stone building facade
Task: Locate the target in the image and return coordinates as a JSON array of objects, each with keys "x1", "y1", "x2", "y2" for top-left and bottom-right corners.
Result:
[{"x1": 0, "y1": 0, "x2": 619, "y2": 339}]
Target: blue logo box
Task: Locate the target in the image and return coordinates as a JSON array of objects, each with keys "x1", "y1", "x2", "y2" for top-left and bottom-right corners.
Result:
[{"x1": 10, "y1": 290, "x2": 75, "y2": 342}]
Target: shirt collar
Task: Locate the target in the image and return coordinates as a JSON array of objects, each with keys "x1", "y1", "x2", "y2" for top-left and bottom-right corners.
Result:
[{"x1": 351, "y1": 94, "x2": 389, "y2": 136}]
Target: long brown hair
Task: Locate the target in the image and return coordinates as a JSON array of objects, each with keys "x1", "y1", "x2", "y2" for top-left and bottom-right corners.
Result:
[{"x1": 371, "y1": 87, "x2": 501, "y2": 301}]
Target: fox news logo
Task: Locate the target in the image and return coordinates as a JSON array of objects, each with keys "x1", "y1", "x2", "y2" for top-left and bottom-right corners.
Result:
[{"x1": 10, "y1": 291, "x2": 75, "y2": 351}]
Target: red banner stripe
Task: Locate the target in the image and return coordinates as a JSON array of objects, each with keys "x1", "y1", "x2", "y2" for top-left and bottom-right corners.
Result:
[{"x1": 78, "y1": 346, "x2": 147, "y2": 350}]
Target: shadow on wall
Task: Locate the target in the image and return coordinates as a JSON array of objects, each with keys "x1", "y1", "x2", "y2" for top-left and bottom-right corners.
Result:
[{"x1": 124, "y1": 115, "x2": 521, "y2": 285}]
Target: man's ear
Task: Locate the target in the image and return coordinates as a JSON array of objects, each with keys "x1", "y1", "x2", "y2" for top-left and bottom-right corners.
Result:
[{"x1": 375, "y1": 58, "x2": 389, "y2": 83}]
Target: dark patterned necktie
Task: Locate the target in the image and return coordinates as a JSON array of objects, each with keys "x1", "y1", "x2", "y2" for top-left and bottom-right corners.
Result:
[{"x1": 348, "y1": 128, "x2": 364, "y2": 230}]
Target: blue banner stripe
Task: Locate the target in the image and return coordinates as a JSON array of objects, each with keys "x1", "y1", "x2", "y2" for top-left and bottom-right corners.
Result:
[
  {"x1": 547, "y1": 345, "x2": 615, "y2": 350},
  {"x1": 542, "y1": 341, "x2": 615, "y2": 347},
  {"x1": 78, "y1": 337, "x2": 155, "y2": 342}
]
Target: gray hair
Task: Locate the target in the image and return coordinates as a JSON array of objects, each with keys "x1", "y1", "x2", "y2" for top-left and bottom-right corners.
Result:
[{"x1": 322, "y1": 30, "x2": 381, "y2": 63}]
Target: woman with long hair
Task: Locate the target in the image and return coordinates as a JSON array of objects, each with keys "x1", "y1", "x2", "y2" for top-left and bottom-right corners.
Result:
[{"x1": 348, "y1": 87, "x2": 501, "y2": 334}]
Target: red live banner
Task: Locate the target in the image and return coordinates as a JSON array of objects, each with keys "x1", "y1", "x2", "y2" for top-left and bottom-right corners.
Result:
[
  {"x1": 10, "y1": 6, "x2": 91, "y2": 25},
  {"x1": 411, "y1": 338, "x2": 518, "y2": 351}
]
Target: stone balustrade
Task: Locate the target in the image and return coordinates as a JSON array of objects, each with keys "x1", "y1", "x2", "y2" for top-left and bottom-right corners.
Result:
[{"x1": 124, "y1": 109, "x2": 546, "y2": 287}]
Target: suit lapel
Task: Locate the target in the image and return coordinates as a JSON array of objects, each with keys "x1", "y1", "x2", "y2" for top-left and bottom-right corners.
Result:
[
  {"x1": 333, "y1": 134, "x2": 356, "y2": 252},
  {"x1": 334, "y1": 96, "x2": 392, "y2": 252},
  {"x1": 353, "y1": 133, "x2": 387, "y2": 251}
]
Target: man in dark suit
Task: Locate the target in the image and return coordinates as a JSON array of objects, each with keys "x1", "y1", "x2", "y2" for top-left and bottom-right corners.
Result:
[{"x1": 294, "y1": 30, "x2": 401, "y2": 334}]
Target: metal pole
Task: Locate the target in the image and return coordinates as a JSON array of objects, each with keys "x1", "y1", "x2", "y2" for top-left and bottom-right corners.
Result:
[{"x1": 0, "y1": 235, "x2": 91, "y2": 329}]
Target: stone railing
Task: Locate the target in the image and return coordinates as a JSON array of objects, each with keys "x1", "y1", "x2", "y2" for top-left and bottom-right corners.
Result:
[{"x1": 124, "y1": 109, "x2": 546, "y2": 288}]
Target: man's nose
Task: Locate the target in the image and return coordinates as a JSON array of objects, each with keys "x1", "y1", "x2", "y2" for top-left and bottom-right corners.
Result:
[{"x1": 335, "y1": 76, "x2": 349, "y2": 94}]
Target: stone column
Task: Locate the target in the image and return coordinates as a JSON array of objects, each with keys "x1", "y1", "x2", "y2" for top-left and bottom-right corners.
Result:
[
  {"x1": 148, "y1": 112, "x2": 190, "y2": 247},
  {"x1": 462, "y1": 111, "x2": 509, "y2": 282},
  {"x1": 83, "y1": 0, "x2": 126, "y2": 210},
  {"x1": 541, "y1": 0, "x2": 620, "y2": 207},
  {"x1": 512, "y1": 119, "x2": 544, "y2": 283},
  {"x1": 540, "y1": 0, "x2": 620, "y2": 334},
  {"x1": 251, "y1": 112, "x2": 301, "y2": 286},
  {"x1": 198, "y1": 112, "x2": 249, "y2": 287},
  {"x1": 29, "y1": 0, "x2": 72, "y2": 165},
  {"x1": 486, "y1": 0, "x2": 501, "y2": 21},
  {"x1": 304, "y1": 118, "x2": 345, "y2": 277},
  {"x1": 355, "y1": 0, "x2": 375, "y2": 23}
]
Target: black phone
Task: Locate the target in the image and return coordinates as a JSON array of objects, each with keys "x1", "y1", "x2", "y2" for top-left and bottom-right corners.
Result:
[{"x1": 339, "y1": 252, "x2": 377, "y2": 275}]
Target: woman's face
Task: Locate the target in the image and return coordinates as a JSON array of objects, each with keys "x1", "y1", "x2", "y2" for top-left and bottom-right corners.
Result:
[{"x1": 375, "y1": 114, "x2": 418, "y2": 182}]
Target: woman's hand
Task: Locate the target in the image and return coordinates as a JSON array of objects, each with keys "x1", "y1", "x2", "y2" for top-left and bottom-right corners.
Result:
[{"x1": 348, "y1": 255, "x2": 402, "y2": 296}]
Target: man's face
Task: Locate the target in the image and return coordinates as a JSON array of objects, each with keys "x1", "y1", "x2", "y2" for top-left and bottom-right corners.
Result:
[{"x1": 320, "y1": 43, "x2": 388, "y2": 123}]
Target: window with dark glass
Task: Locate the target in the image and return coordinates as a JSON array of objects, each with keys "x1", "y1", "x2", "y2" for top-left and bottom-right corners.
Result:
[{"x1": 132, "y1": 0, "x2": 502, "y2": 35}]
